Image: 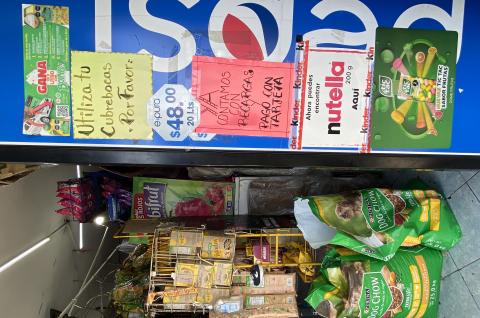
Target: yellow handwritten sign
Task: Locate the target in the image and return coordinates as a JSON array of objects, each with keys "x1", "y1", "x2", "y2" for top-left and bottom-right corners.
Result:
[{"x1": 71, "y1": 51, "x2": 153, "y2": 140}]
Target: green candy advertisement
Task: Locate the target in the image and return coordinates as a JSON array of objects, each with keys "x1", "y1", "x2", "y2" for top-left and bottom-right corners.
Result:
[
  {"x1": 371, "y1": 28, "x2": 457, "y2": 149},
  {"x1": 22, "y1": 4, "x2": 70, "y2": 136}
]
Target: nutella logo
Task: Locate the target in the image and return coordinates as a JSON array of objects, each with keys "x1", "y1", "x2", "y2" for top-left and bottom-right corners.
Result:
[
  {"x1": 325, "y1": 61, "x2": 345, "y2": 135},
  {"x1": 37, "y1": 61, "x2": 48, "y2": 94}
]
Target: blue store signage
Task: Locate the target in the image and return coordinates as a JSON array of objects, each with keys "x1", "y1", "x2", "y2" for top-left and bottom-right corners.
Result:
[{"x1": 2, "y1": 0, "x2": 477, "y2": 154}]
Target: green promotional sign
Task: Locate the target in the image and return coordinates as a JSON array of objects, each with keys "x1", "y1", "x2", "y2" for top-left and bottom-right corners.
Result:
[{"x1": 22, "y1": 4, "x2": 70, "y2": 136}]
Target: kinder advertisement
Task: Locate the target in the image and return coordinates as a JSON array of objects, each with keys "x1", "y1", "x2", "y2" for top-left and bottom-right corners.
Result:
[
  {"x1": 292, "y1": 42, "x2": 373, "y2": 151},
  {"x1": 4, "y1": 0, "x2": 479, "y2": 155}
]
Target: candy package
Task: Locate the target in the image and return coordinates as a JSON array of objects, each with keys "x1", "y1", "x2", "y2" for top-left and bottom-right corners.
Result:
[{"x1": 56, "y1": 177, "x2": 97, "y2": 222}]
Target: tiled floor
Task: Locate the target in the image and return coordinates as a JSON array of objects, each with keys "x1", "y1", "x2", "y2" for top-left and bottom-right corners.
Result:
[{"x1": 387, "y1": 169, "x2": 480, "y2": 317}]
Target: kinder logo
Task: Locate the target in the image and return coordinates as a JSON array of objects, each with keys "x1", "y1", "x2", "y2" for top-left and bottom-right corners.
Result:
[{"x1": 36, "y1": 61, "x2": 48, "y2": 94}]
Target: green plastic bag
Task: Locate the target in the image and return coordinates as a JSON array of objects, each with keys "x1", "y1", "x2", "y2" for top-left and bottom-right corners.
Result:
[
  {"x1": 295, "y1": 188, "x2": 461, "y2": 261},
  {"x1": 306, "y1": 247, "x2": 443, "y2": 318}
]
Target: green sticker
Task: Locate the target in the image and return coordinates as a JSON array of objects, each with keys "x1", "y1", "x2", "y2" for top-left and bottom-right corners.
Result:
[{"x1": 22, "y1": 4, "x2": 71, "y2": 136}]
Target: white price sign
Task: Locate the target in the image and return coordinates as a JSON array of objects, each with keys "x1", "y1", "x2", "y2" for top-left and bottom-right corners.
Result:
[{"x1": 147, "y1": 84, "x2": 200, "y2": 141}]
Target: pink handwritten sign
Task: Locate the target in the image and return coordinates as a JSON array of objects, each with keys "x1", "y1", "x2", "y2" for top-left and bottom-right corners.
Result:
[{"x1": 191, "y1": 56, "x2": 294, "y2": 137}]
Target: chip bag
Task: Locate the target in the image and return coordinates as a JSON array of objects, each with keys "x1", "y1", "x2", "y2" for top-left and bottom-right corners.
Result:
[
  {"x1": 306, "y1": 246, "x2": 442, "y2": 318},
  {"x1": 295, "y1": 188, "x2": 461, "y2": 261}
]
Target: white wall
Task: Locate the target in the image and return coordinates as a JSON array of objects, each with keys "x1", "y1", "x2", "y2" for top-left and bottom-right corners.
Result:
[{"x1": 0, "y1": 165, "x2": 119, "y2": 317}]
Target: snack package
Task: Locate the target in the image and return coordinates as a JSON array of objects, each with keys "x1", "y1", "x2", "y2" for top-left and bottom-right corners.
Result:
[
  {"x1": 306, "y1": 247, "x2": 442, "y2": 318},
  {"x1": 132, "y1": 177, "x2": 234, "y2": 218},
  {"x1": 56, "y1": 178, "x2": 98, "y2": 222},
  {"x1": 231, "y1": 273, "x2": 296, "y2": 295},
  {"x1": 169, "y1": 230, "x2": 203, "y2": 256},
  {"x1": 295, "y1": 188, "x2": 462, "y2": 261},
  {"x1": 201, "y1": 232, "x2": 236, "y2": 260},
  {"x1": 174, "y1": 263, "x2": 200, "y2": 287},
  {"x1": 213, "y1": 262, "x2": 234, "y2": 286}
]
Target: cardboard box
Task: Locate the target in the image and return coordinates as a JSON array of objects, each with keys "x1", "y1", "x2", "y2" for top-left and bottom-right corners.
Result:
[
  {"x1": 209, "y1": 303, "x2": 299, "y2": 318},
  {"x1": 196, "y1": 287, "x2": 230, "y2": 305},
  {"x1": 245, "y1": 294, "x2": 296, "y2": 309},
  {"x1": 231, "y1": 273, "x2": 296, "y2": 295}
]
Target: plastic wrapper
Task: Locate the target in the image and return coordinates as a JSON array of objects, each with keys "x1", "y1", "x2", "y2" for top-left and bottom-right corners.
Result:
[
  {"x1": 295, "y1": 188, "x2": 462, "y2": 261},
  {"x1": 247, "y1": 177, "x2": 305, "y2": 215},
  {"x1": 237, "y1": 173, "x2": 378, "y2": 215},
  {"x1": 113, "y1": 244, "x2": 150, "y2": 317},
  {"x1": 306, "y1": 247, "x2": 443, "y2": 318},
  {"x1": 55, "y1": 177, "x2": 98, "y2": 222}
]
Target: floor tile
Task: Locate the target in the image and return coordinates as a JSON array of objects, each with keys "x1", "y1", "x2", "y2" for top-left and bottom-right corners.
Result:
[
  {"x1": 416, "y1": 170, "x2": 466, "y2": 197},
  {"x1": 447, "y1": 184, "x2": 480, "y2": 269},
  {"x1": 467, "y1": 172, "x2": 480, "y2": 200},
  {"x1": 439, "y1": 272, "x2": 480, "y2": 317},
  {"x1": 381, "y1": 169, "x2": 427, "y2": 189},
  {"x1": 442, "y1": 252, "x2": 458, "y2": 278},
  {"x1": 460, "y1": 170, "x2": 479, "y2": 182},
  {"x1": 460, "y1": 259, "x2": 480, "y2": 307}
]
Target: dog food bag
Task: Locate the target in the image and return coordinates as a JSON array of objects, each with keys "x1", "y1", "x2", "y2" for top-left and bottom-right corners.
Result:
[
  {"x1": 295, "y1": 188, "x2": 461, "y2": 261},
  {"x1": 306, "y1": 246, "x2": 442, "y2": 318}
]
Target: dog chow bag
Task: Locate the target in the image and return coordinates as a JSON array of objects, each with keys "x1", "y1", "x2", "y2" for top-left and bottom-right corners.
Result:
[
  {"x1": 295, "y1": 188, "x2": 461, "y2": 261},
  {"x1": 306, "y1": 246, "x2": 442, "y2": 318}
]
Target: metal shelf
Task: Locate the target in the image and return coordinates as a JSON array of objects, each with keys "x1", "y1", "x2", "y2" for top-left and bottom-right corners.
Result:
[{"x1": 0, "y1": 145, "x2": 479, "y2": 169}]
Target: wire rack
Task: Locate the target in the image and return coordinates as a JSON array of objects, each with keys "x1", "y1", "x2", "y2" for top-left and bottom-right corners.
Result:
[
  {"x1": 234, "y1": 228, "x2": 320, "y2": 282},
  {"x1": 146, "y1": 225, "x2": 320, "y2": 316},
  {"x1": 146, "y1": 226, "x2": 235, "y2": 316}
]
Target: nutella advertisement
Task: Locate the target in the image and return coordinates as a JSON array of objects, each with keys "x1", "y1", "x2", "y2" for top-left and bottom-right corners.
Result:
[{"x1": 292, "y1": 42, "x2": 373, "y2": 151}]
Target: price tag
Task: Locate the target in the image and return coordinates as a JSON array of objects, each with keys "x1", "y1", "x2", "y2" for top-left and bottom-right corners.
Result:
[{"x1": 147, "y1": 84, "x2": 200, "y2": 141}]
